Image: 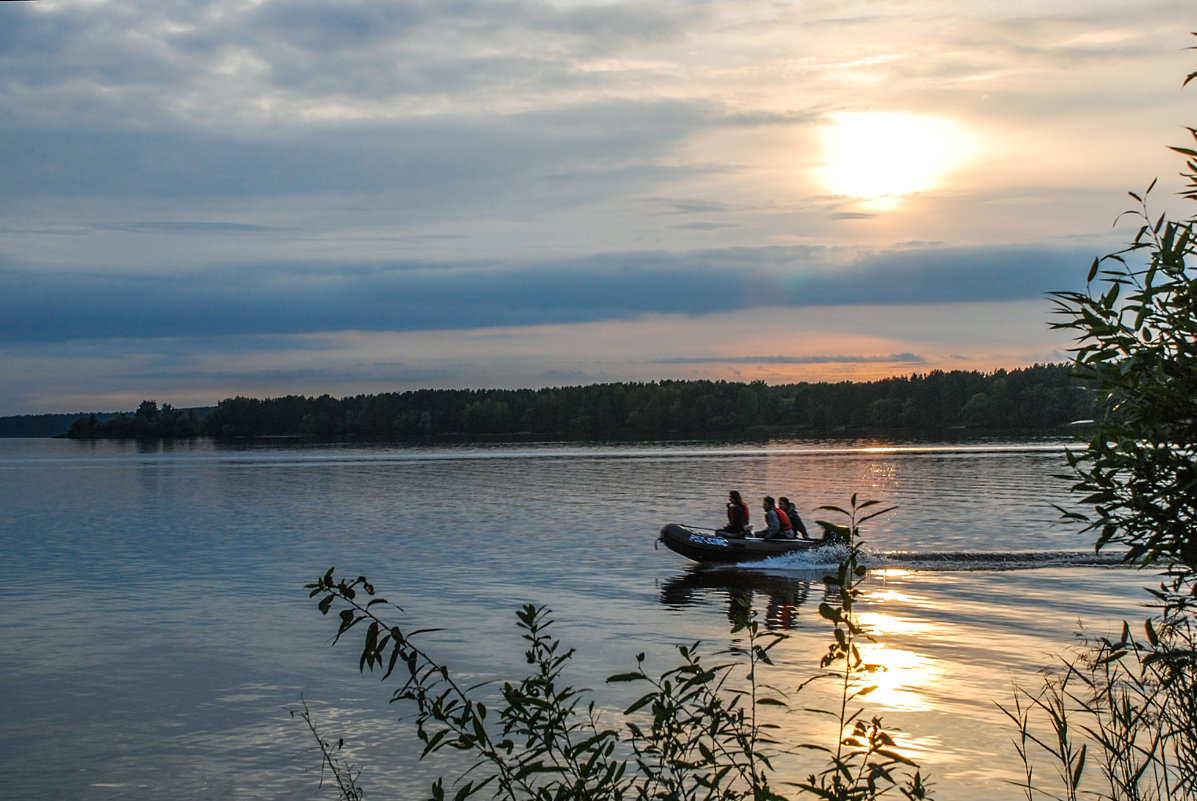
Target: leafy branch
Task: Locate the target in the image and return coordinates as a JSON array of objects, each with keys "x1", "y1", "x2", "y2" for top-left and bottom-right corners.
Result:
[
  {"x1": 794, "y1": 495, "x2": 928, "y2": 801},
  {"x1": 1017, "y1": 40, "x2": 1197, "y2": 801}
]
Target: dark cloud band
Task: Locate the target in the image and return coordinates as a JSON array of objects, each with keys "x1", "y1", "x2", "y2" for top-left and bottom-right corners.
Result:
[{"x1": 0, "y1": 244, "x2": 1090, "y2": 344}]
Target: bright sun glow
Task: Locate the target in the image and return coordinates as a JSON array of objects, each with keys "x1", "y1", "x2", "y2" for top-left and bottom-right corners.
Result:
[
  {"x1": 856, "y1": 643, "x2": 936, "y2": 711},
  {"x1": 818, "y1": 112, "x2": 971, "y2": 203}
]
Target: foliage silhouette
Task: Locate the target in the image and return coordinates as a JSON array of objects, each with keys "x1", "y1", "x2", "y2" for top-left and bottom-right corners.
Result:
[
  {"x1": 65, "y1": 399, "x2": 201, "y2": 439},
  {"x1": 1007, "y1": 40, "x2": 1197, "y2": 800}
]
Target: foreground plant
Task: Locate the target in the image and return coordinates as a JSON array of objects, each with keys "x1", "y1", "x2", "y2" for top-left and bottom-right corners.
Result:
[
  {"x1": 292, "y1": 696, "x2": 364, "y2": 801},
  {"x1": 1002, "y1": 617, "x2": 1197, "y2": 801},
  {"x1": 1049, "y1": 36, "x2": 1197, "y2": 618},
  {"x1": 1013, "y1": 40, "x2": 1197, "y2": 801},
  {"x1": 798, "y1": 494, "x2": 928, "y2": 801},
  {"x1": 605, "y1": 594, "x2": 789, "y2": 800},
  {"x1": 1050, "y1": 171, "x2": 1197, "y2": 607},
  {"x1": 301, "y1": 496, "x2": 928, "y2": 801}
]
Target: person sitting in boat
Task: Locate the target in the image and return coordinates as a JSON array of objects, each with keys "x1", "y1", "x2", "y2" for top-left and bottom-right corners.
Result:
[
  {"x1": 720, "y1": 490, "x2": 750, "y2": 537},
  {"x1": 778, "y1": 496, "x2": 810, "y2": 539},
  {"x1": 761, "y1": 496, "x2": 794, "y2": 539}
]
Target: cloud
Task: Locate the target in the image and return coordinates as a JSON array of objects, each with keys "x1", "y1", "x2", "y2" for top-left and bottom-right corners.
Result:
[
  {"x1": 0, "y1": 0, "x2": 1189, "y2": 416},
  {"x1": 658, "y1": 353, "x2": 927, "y2": 366},
  {"x1": 0, "y1": 100, "x2": 706, "y2": 205},
  {"x1": 0, "y1": 243, "x2": 1092, "y2": 345},
  {"x1": 0, "y1": 0, "x2": 700, "y2": 128},
  {"x1": 672, "y1": 222, "x2": 740, "y2": 231},
  {"x1": 94, "y1": 221, "x2": 278, "y2": 234}
]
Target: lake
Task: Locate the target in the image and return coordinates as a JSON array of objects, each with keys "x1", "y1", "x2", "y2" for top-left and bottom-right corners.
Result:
[{"x1": 0, "y1": 437, "x2": 1156, "y2": 800}]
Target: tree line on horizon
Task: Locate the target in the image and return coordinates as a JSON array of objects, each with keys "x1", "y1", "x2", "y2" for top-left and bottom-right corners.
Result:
[{"x1": 63, "y1": 363, "x2": 1096, "y2": 441}]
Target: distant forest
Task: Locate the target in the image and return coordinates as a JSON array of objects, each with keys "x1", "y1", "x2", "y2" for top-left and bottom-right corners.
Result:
[
  {"x1": 57, "y1": 364, "x2": 1098, "y2": 441},
  {"x1": 0, "y1": 412, "x2": 121, "y2": 438}
]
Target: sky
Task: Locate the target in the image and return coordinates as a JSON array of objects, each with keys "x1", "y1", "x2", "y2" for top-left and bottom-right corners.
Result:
[{"x1": 1, "y1": 0, "x2": 1195, "y2": 415}]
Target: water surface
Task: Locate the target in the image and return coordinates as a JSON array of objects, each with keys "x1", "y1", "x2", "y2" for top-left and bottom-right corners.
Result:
[{"x1": 0, "y1": 438, "x2": 1154, "y2": 799}]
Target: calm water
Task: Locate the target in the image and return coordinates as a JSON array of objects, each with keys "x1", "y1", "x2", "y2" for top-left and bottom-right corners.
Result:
[{"x1": 0, "y1": 437, "x2": 1156, "y2": 800}]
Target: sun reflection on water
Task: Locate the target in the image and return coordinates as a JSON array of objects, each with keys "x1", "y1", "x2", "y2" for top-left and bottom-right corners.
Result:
[
  {"x1": 870, "y1": 567, "x2": 912, "y2": 579},
  {"x1": 855, "y1": 641, "x2": 938, "y2": 712}
]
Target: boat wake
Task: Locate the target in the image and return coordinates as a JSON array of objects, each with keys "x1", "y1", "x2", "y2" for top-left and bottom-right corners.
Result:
[
  {"x1": 699, "y1": 547, "x2": 1127, "y2": 574},
  {"x1": 869, "y1": 549, "x2": 1126, "y2": 572}
]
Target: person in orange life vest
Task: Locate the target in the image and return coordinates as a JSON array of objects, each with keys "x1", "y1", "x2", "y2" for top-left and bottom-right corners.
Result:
[
  {"x1": 721, "y1": 490, "x2": 750, "y2": 536},
  {"x1": 778, "y1": 496, "x2": 809, "y2": 539},
  {"x1": 762, "y1": 496, "x2": 793, "y2": 539}
]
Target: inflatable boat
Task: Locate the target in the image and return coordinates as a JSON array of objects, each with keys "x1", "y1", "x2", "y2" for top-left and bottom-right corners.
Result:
[{"x1": 657, "y1": 523, "x2": 834, "y2": 564}]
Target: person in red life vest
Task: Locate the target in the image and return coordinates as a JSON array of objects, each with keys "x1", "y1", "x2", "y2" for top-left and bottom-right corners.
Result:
[
  {"x1": 762, "y1": 496, "x2": 794, "y2": 539},
  {"x1": 720, "y1": 490, "x2": 750, "y2": 537}
]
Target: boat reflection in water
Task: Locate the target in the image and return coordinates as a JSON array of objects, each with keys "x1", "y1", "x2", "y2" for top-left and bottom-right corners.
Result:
[{"x1": 659, "y1": 567, "x2": 833, "y2": 630}]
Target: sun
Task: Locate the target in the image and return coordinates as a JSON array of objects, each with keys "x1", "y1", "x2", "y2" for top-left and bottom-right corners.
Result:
[{"x1": 818, "y1": 112, "x2": 971, "y2": 203}]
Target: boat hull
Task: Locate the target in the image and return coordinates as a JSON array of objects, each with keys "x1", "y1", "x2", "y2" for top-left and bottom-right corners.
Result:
[{"x1": 657, "y1": 523, "x2": 828, "y2": 564}]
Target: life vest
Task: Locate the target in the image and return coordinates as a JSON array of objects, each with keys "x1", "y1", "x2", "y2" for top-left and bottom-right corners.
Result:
[
  {"x1": 727, "y1": 501, "x2": 749, "y2": 526},
  {"x1": 775, "y1": 507, "x2": 793, "y2": 533}
]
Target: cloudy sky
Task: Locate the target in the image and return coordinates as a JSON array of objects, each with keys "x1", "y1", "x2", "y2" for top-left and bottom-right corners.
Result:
[{"x1": 1, "y1": 0, "x2": 1194, "y2": 414}]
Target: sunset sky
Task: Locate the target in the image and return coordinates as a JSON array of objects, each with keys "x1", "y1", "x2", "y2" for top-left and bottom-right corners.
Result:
[{"x1": 2, "y1": 1, "x2": 1195, "y2": 415}]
